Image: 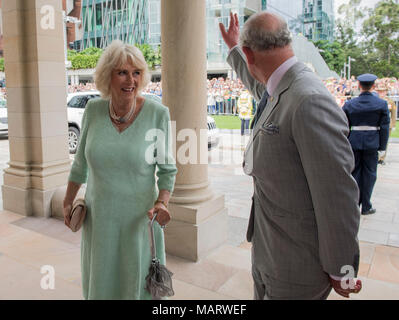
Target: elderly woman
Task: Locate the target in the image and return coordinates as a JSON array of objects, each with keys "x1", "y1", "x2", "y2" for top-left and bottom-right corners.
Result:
[{"x1": 63, "y1": 40, "x2": 177, "y2": 300}]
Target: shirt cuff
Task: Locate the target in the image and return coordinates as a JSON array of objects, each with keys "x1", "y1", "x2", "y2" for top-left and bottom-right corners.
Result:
[
  {"x1": 228, "y1": 44, "x2": 240, "y2": 56},
  {"x1": 329, "y1": 274, "x2": 343, "y2": 281}
]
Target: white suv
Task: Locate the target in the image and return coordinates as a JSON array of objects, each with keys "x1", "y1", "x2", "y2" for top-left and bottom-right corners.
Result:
[
  {"x1": 67, "y1": 92, "x2": 219, "y2": 153},
  {"x1": 67, "y1": 91, "x2": 101, "y2": 153}
]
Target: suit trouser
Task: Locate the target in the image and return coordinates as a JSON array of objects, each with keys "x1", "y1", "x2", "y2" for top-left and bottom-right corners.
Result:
[
  {"x1": 352, "y1": 149, "x2": 378, "y2": 212},
  {"x1": 251, "y1": 263, "x2": 332, "y2": 300}
]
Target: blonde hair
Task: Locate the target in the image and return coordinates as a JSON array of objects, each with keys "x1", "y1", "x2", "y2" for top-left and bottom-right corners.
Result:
[{"x1": 94, "y1": 40, "x2": 151, "y2": 99}]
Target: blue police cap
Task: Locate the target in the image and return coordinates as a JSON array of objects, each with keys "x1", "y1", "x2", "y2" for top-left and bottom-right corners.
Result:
[{"x1": 357, "y1": 74, "x2": 377, "y2": 83}]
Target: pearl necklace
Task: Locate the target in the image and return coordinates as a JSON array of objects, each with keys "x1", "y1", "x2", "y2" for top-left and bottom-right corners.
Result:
[{"x1": 109, "y1": 98, "x2": 136, "y2": 124}]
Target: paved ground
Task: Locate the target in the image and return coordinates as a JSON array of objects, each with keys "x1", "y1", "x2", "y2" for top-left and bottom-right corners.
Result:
[{"x1": 0, "y1": 132, "x2": 399, "y2": 300}]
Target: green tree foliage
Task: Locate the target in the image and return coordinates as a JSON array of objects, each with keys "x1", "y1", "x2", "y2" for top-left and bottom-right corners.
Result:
[
  {"x1": 67, "y1": 45, "x2": 161, "y2": 70},
  {"x1": 80, "y1": 47, "x2": 103, "y2": 56},
  {"x1": 0, "y1": 58, "x2": 4, "y2": 72},
  {"x1": 334, "y1": 0, "x2": 369, "y2": 77},
  {"x1": 313, "y1": 40, "x2": 346, "y2": 74},
  {"x1": 335, "y1": 0, "x2": 365, "y2": 48},
  {"x1": 333, "y1": 0, "x2": 399, "y2": 78},
  {"x1": 67, "y1": 49, "x2": 78, "y2": 61},
  {"x1": 135, "y1": 44, "x2": 161, "y2": 70},
  {"x1": 68, "y1": 47, "x2": 103, "y2": 70},
  {"x1": 362, "y1": 0, "x2": 399, "y2": 78}
]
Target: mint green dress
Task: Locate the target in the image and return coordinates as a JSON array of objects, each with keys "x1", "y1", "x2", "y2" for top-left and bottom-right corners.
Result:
[{"x1": 68, "y1": 97, "x2": 177, "y2": 300}]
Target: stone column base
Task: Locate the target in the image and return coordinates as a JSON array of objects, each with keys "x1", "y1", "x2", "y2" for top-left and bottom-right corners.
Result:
[
  {"x1": 165, "y1": 194, "x2": 228, "y2": 261},
  {"x1": 2, "y1": 185, "x2": 58, "y2": 218},
  {"x1": 50, "y1": 185, "x2": 86, "y2": 220}
]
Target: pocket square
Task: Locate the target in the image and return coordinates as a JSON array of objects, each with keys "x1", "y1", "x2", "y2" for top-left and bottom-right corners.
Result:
[{"x1": 261, "y1": 122, "x2": 279, "y2": 135}]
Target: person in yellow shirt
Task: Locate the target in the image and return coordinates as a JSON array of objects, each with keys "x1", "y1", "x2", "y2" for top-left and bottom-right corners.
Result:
[
  {"x1": 238, "y1": 89, "x2": 253, "y2": 135},
  {"x1": 223, "y1": 86, "x2": 232, "y2": 114}
]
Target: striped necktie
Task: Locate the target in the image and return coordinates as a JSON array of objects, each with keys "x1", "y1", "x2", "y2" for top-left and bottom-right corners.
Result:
[{"x1": 250, "y1": 90, "x2": 269, "y2": 129}]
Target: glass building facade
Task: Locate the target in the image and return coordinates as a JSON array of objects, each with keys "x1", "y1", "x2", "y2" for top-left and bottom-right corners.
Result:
[
  {"x1": 75, "y1": 0, "x2": 335, "y2": 74},
  {"x1": 138, "y1": 0, "x2": 248, "y2": 72},
  {"x1": 265, "y1": 0, "x2": 304, "y2": 35},
  {"x1": 302, "y1": 0, "x2": 334, "y2": 42},
  {"x1": 206, "y1": 0, "x2": 246, "y2": 68},
  {"x1": 261, "y1": 0, "x2": 267, "y2": 10},
  {"x1": 263, "y1": 0, "x2": 334, "y2": 42},
  {"x1": 78, "y1": 0, "x2": 149, "y2": 50},
  {"x1": 148, "y1": 0, "x2": 160, "y2": 46}
]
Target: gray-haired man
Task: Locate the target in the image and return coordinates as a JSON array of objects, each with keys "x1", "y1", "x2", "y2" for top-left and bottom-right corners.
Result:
[{"x1": 219, "y1": 12, "x2": 362, "y2": 300}]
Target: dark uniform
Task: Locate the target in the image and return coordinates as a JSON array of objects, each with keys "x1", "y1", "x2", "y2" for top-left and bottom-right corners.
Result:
[{"x1": 342, "y1": 74, "x2": 390, "y2": 215}]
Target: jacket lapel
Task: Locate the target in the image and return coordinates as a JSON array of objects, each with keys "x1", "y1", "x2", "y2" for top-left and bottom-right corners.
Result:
[{"x1": 243, "y1": 62, "x2": 309, "y2": 175}]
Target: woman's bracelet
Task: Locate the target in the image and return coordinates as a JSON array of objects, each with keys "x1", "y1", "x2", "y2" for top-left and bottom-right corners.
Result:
[{"x1": 155, "y1": 199, "x2": 168, "y2": 208}]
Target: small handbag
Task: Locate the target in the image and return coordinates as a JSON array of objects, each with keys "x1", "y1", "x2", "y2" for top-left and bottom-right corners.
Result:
[
  {"x1": 69, "y1": 198, "x2": 87, "y2": 232},
  {"x1": 145, "y1": 213, "x2": 174, "y2": 299}
]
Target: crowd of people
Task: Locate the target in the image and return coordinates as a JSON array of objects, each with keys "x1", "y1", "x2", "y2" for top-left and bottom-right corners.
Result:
[
  {"x1": 68, "y1": 83, "x2": 97, "y2": 93},
  {"x1": 1, "y1": 75, "x2": 398, "y2": 118},
  {"x1": 64, "y1": 75, "x2": 399, "y2": 117},
  {"x1": 324, "y1": 76, "x2": 399, "y2": 107}
]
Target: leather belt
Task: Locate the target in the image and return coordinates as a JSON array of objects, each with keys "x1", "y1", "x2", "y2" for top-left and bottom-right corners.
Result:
[{"x1": 351, "y1": 126, "x2": 380, "y2": 131}]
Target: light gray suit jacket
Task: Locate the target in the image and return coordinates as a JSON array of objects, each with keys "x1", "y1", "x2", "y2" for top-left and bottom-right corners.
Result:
[{"x1": 227, "y1": 47, "x2": 360, "y2": 286}]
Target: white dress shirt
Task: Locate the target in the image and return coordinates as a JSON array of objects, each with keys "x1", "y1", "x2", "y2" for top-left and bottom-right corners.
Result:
[{"x1": 266, "y1": 56, "x2": 298, "y2": 96}]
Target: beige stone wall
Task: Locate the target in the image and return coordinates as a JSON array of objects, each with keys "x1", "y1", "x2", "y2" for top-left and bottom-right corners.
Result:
[{"x1": 2, "y1": 0, "x2": 71, "y2": 217}]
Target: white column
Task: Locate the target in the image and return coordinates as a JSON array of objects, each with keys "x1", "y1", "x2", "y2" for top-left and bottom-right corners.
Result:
[{"x1": 162, "y1": 0, "x2": 227, "y2": 261}]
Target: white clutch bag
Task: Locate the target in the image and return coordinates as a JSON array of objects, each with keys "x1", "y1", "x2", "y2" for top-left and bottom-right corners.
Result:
[{"x1": 69, "y1": 198, "x2": 87, "y2": 232}]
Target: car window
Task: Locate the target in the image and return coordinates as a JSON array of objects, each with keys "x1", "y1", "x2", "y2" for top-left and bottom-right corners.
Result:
[
  {"x1": 68, "y1": 95, "x2": 88, "y2": 109},
  {"x1": 87, "y1": 95, "x2": 100, "y2": 107}
]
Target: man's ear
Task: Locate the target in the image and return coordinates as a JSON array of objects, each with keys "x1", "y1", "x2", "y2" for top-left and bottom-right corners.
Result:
[{"x1": 242, "y1": 46, "x2": 255, "y2": 64}]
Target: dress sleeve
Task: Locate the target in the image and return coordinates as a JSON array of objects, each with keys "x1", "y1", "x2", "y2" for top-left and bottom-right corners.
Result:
[
  {"x1": 156, "y1": 107, "x2": 178, "y2": 192},
  {"x1": 68, "y1": 100, "x2": 92, "y2": 184}
]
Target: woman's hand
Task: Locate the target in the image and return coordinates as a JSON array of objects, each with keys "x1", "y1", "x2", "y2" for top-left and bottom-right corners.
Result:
[
  {"x1": 147, "y1": 202, "x2": 171, "y2": 227},
  {"x1": 63, "y1": 181, "x2": 82, "y2": 228},
  {"x1": 63, "y1": 202, "x2": 72, "y2": 228}
]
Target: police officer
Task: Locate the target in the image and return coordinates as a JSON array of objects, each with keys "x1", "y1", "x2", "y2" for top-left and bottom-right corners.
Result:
[{"x1": 343, "y1": 74, "x2": 390, "y2": 215}]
